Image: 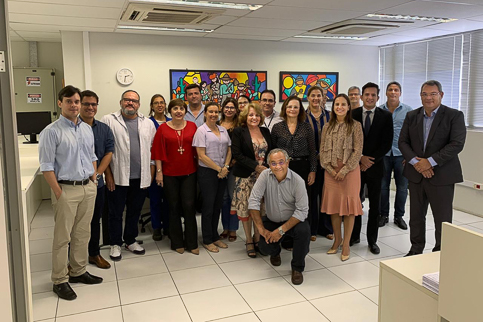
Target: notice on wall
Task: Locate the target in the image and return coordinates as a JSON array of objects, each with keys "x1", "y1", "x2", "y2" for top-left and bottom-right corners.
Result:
[
  {"x1": 27, "y1": 93, "x2": 42, "y2": 103},
  {"x1": 26, "y1": 76, "x2": 41, "y2": 86}
]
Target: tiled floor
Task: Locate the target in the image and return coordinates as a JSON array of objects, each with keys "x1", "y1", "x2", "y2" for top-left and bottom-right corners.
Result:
[{"x1": 29, "y1": 194, "x2": 483, "y2": 322}]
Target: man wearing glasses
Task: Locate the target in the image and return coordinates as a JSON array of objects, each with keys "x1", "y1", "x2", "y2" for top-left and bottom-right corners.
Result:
[
  {"x1": 399, "y1": 80, "x2": 466, "y2": 256},
  {"x1": 79, "y1": 90, "x2": 114, "y2": 269},
  {"x1": 348, "y1": 86, "x2": 361, "y2": 110},
  {"x1": 101, "y1": 90, "x2": 157, "y2": 261},
  {"x1": 248, "y1": 149, "x2": 310, "y2": 285},
  {"x1": 259, "y1": 89, "x2": 283, "y2": 132}
]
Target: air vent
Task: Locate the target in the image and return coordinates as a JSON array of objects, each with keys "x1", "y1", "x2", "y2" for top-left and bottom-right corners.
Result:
[
  {"x1": 309, "y1": 19, "x2": 405, "y2": 35},
  {"x1": 120, "y1": 2, "x2": 224, "y2": 25}
]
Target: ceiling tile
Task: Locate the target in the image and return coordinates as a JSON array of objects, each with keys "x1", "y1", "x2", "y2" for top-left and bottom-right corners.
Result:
[
  {"x1": 8, "y1": 0, "x2": 125, "y2": 8},
  {"x1": 115, "y1": 29, "x2": 207, "y2": 38},
  {"x1": 9, "y1": 13, "x2": 117, "y2": 28},
  {"x1": 269, "y1": 0, "x2": 413, "y2": 12},
  {"x1": 8, "y1": 1, "x2": 122, "y2": 19},
  {"x1": 16, "y1": 31, "x2": 61, "y2": 39},
  {"x1": 227, "y1": 17, "x2": 332, "y2": 30},
  {"x1": 391, "y1": 27, "x2": 457, "y2": 38},
  {"x1": 379, "y1": 1, "x2": 483, "y2": 19},
  {"x1": 282, "y1": 37, "x2": 356, "y2": 45},
  {"x1": 204, "y1": 33, "x2": 285, "y2": 41},
  {"x1": 426, "y1": 19, "x2": 483, "y2": 32},
  {"x1": 205, "y1": 15, "x2": 239, "y2": 25},
  {"x1": 246, "y1": 6, "x2": 365, "y2": 22},
  {"x1": 9, "y1": 22, "x2": 114, "y2": 33},
  {"x1": 213, "y1": 25, "x2": 304, "y2": 37}
]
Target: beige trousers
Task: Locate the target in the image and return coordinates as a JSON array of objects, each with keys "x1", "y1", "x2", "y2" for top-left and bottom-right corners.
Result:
[{"x1": 51, "y1": 181, "x2": 97, "y2": 284}]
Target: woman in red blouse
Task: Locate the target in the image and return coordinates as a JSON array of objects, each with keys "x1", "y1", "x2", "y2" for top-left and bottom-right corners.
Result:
[{"x1": 151, "y1": 99, "x2": 199, "y2": 255}]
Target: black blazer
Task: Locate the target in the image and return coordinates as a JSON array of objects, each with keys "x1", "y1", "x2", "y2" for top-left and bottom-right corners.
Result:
[
  {"x1": 352, "y1": 107, "x2": 393, "y2": 178},
  {"x1": 231, "y1": 126, "x2": 272, "y2": 178},
  {"x1": 398, "y1": 105, "x2": 466, "y2": 185}
]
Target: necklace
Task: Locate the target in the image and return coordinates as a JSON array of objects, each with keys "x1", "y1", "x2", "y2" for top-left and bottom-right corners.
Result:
[{"x1": 175, "y1": 128, "x2": 184, "y2": 154}]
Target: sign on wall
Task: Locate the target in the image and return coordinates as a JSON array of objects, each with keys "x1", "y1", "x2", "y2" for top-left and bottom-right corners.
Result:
[
  {"x1": 279, "y1": 71, "x2": 339, "y2": 102},
  {"x1": 170, "y1": 70, "x2": 267, "y2": 103}
]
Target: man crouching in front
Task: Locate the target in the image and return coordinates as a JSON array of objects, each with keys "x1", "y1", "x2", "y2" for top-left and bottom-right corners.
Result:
[{"x1": 248, "y1": 148, "x2": 310, "y2": 285}]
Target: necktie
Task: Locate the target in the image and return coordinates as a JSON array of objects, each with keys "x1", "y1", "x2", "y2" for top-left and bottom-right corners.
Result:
[{"x1": 364, "y1": 111, "x2": 372, "y2": 137}]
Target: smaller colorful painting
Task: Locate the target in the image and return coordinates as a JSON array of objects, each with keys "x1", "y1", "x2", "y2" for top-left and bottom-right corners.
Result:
[
  {"x1": 279, "y1": 72, "x2": 339, "y2": 102},
  {"x1": 170, "y1": 70, "x2": 267, "y2": 103}
]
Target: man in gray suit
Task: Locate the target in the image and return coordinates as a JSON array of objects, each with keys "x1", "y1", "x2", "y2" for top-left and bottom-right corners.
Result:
[{"x1": 399, "y1": 80, "x2": 466, "y2": 256}]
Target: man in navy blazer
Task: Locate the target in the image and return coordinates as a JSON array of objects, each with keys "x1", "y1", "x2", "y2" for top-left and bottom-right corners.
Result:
[
  {"x1": 350, "y1": 82, "x2": 393, "y2": 255},
  {"x1": 399, "y1": 80, "x2": 466, "y2": 256}
]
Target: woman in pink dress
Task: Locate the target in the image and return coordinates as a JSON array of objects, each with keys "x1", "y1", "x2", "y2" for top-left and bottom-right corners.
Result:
[{"x1": 320, "y1": 93, "x2": 363, "y2": 261}]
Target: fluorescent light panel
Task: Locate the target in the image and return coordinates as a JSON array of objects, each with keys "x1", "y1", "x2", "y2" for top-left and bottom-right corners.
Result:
[
  {"x1": 139, "y1": 0, "x2": 263, "y2": 10},
  {"x1": 294, "y1": 35, "x2": 368, "y2": 40},
  {"x1": 117, "y1": 25, "x2": 213, "y2": 33},
  {"x1": 366, "y1": 13, "x2": 457, "y2": 23}
]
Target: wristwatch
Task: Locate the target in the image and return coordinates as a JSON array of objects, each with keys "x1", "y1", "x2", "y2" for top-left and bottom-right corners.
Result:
[
  {"x1": 157, "y1": 168, "x2": 162, "y2": 173},
  {"x1": 278, "y1": 227, "x2": 285, "y2": 236},
  {"x1": 96, "y1": 173, "x2": 102, "y2": 181},
  {"x1": 224, "y1": 164, "x2": 229, "y2": 169}
]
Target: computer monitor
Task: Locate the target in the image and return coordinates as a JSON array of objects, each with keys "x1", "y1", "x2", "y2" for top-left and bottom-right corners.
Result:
[{"x1": 16, "y1": 111, "x2": 52, "y2": 144}]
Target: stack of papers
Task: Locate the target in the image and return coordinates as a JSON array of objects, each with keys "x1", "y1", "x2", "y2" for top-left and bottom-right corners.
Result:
[{"x1": 422, "y1": 272, "x2": 440, "y2": 294}]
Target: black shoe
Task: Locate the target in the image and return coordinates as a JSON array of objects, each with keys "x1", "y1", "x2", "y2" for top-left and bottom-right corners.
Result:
[
  {"x1": 53, "y1": 282, "x2": 77, "y2": 300},
  {"x1": 394, "y1": 217, "x2": 408, "y2": 230},
  {"x1": 378, "y1": 216, "x2": 389, "y2": 227},
  {"x1": 69, "y1": 271, "x2": 103, "y2": 284},
  {"x1": 349, "y1": 239, "x2": 360, "y2": 247},
  {"x1": 404, "y1": 251, "x2": 421, "y2": 257},
  {"x1": 152, "y1": 228, "x2": 163, "y2": 241},
  {"x1": 270, "y1": 255, "x2": 281, "y2": 266},
  {"x1": 369, "y1": 244, "x2": 380, "y2": 254}
]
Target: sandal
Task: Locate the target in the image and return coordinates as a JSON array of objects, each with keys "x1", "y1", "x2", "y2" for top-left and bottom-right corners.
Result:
[
  {"x1": 245, "y1": 242, "x2": 257, "y2": 258},
  {"x1": 219, "y1": 231, "x2": 228, "y2": 239},
  {"x1": 203, "y1": 243, "x2": 219, "y2": 253},
  {"x1": 228, "y1": 232, "x2": 237, "y2": 242}
]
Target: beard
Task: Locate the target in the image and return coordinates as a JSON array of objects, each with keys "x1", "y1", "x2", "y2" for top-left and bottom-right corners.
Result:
[{"x1": 122, "y1": 107, "x2": 137, "y2": 116}]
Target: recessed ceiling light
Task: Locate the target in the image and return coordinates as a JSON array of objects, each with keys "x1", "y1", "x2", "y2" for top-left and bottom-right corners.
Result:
[
  {"x1": 366, "y1": 13, "x2": 457, "y2": 23},
  {"x1": 294, "y1": 35, "x2": 368, "y2": 40},
  {"x1": 138, "y1": 0, "x2": 263, "y2": 10},
  {"x1": 117, "y1": 25, "x2": 214, "y2": 33}
]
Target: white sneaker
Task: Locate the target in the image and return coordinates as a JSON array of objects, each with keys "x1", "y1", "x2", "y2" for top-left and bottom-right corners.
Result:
[
  {"x1": 125, "y1": 242, "x2": 145, "y2": 255},
  {"x1": 110, "y1": 245, "x2": 122, "y2": 261}
]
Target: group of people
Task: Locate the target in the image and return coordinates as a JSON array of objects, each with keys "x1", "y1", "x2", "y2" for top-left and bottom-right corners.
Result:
[{"x1": 38, "y1": 79, "x2": 466, "y2": 300}]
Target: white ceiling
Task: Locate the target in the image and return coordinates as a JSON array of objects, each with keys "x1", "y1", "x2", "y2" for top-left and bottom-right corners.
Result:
[{"x1": 7, "y1": 0, "x2": 483, "y2": 46}]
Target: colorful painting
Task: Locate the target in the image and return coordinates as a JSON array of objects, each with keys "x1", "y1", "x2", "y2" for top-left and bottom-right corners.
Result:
[
  {"x1": 170, "y1": 70, "x2": 267, "y2": 103},
  {"x1": 279, "y1": 72, "x2": 339, "y2": 102}
]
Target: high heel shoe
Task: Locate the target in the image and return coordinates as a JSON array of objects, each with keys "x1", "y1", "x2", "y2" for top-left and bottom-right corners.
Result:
[
  {"x1": 341, "y1": 246, "x2": 350, "y2": 261},
  {"x1": 327, "y1": 244, "x2": 341, "y2": 254}
]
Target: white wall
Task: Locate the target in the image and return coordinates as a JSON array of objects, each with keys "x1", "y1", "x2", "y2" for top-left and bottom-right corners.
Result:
[{"x1": 61, "y1": 31, "x2": 379, "y2": 117}]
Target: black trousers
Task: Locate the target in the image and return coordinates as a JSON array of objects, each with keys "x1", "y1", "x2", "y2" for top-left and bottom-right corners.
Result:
[
  {"x1": 309, "y1": 164, "x2": 333, "y2": 236},
  {"x1": 409, "y1": 180, "x2": 454, "y2": 253},
  {"x1": 163, "y1": 174, "x2": 198, "y2": 251},
  {"x1": 108, "y1": 179, "x2": 146, "y2": 246},
  {"x1": 351, "y1": 171, "x2": 382, "y2": 246},
  {"x1": 89, "y1": 185, "x2": 105, "y2": 256},
  {"x1": 198, "y1": 167, "x2": 228, "y2": 245},
  {"x1": 258, "y1": 217, "x2": 310, "y2": 272}
]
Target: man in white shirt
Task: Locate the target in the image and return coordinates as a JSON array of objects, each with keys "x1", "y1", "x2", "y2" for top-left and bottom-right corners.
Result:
[
  {"x1": 184, "y1": 83, "x2": 205, "y2": 127},
  {"x1": 260, "y1": 89, "x2": 283, "y2": 132},
  {"x1": 101, "y1": 90, "x2": 156, "y2": 261}
]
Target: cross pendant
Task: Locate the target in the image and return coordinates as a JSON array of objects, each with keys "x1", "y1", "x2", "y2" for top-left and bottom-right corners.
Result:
[{"x1": 178, "y1": 147, "x2": 185, "y2": 154}]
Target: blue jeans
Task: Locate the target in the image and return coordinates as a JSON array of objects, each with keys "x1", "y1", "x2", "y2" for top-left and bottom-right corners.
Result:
[
  {"x1": 381, "y1": 155, "x2": 408, "y2": 218},
  {"x1": 221, "y1": 170, "x2": 239, "y2": 231}
]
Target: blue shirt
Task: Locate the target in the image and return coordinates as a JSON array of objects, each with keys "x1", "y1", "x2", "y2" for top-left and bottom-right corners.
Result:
[
  {"x1": 185, "y1": 104, "x2": 205, "y2": 127},
  {"x1": 80, "y1": 118, "x2": 115, "y2": 187},
  {"x1": 149, "y1": 115, "x2": 172, "y2": 130},
  {"x1": 380, "y1": 102, "x2": 413, "y2": 156},
  {"x1": 39, "y1": 115, "x2": 97, "y2": 181},
  {"x1": 409, "y1": 106, "x2": 439, "y2": 167}
]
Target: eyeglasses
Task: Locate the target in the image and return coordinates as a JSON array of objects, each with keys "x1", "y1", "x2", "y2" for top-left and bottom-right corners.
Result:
[
  {"x1": 420, "y1": 92, "x2": 440, "y2": 98},
  {"x1": 261, "y1": 99, "x2": 275, "y2": 103},
  {"x1": 81, "y1": 102, "x2": 98, "y2": 107},
  {"x1": 224, "y1": 106, "x2": 236, "y2": 110},
  {"x1": 270, "y1": 160, "x2": 287, "y2": 167},
  {"x1": 153, "y1": 102, "x2": 166, "y2": 106},
  {"x1": 122, "y1": 98, "x2": 140, "y2": 104}
]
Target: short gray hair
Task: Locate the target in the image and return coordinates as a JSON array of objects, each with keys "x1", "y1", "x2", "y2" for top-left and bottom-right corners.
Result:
[
  {"x1": 420, "y1": 80, "x2": 442, "y2": 93},
  {"x1": 121, "y1": 89, "x2": 140, "y2": 101},
  {"x1": 268, "y1": 148, "x2": 290, "y2": 163},
  {"x1": 348, "y1": 86, "x2": 360, "y2": 94}
]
